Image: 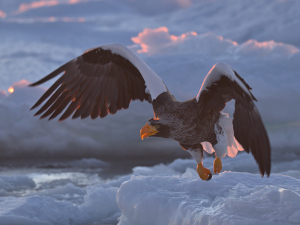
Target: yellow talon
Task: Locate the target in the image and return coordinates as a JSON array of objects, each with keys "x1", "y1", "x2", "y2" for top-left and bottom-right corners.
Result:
[
  {"x1": 213, "y1": 157, "x2": 222, "y2": 174},
  {"x1": 197, "y1": 163, "x2": 212, "y2": 180}
]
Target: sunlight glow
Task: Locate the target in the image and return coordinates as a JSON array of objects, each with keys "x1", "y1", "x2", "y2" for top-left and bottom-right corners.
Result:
[
  {"x1": 132, "y1": 26, "x2": 298, "y2": 57},
  {"x1": 0, "y1": 10, "x2": 6, "y2": 18},
  {"x1": 176, "y1": 0, "x2": 192, "y2": 7},
  {"x1": 69, "y1": 0, "x2": 84, "y2": 4},
  {"x1": 14, "y1": 0, "x2": 90, "y2": 15},
  {"x1": 9, "y1": 80, "x2": 31, "y2": 92},
  {"x1": 8, "y1": 87, "x2": 14, "y2": 93},
  {"x1": 6, "y1": 80, "x2": 41, "y2": 94},
  {"x1": 48, "y1": 16, "x2": 56, "y2": 22},
  {"x1": 239, "y1": 39, "x2": 299, "y2": 56},
  {"x1": 0, "y1": 90, "x2": 7, "y2": 96},
  {"x1": 131, "y1": 27, "x2": 198, "y2": 54},
  {"x1": 17, "y1": 0, "x2": 59, "y2": 14}
]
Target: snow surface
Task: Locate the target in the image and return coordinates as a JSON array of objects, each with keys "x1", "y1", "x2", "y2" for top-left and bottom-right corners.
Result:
[
  {"x1": 0, "y1": 154, "x2": 299, "y2": 225},
  {"x1": 1, "y1": 0, "x2": 300, "y2": 224},
  {"x1": 118, "y1": 172, "x2": 300, "y2": 225}
]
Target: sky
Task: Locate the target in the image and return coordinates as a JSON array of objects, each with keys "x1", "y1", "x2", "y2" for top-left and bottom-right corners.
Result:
[{"x1": 1, "y1": 0, "x2": 300, "y2": 162}]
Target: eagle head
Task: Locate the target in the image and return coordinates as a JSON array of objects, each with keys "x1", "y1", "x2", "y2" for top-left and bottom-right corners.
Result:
[{"x1": 140, "y1": 118, "x2": 170, "y2": 140}]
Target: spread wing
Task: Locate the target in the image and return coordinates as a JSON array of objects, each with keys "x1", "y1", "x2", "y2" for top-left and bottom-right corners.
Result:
[
  {"x1": 197, "y1": 62, "x2": 271, "y2": 176},
  {"x1": 30, "y1": 43, "x2": 167, "y2": 121}
]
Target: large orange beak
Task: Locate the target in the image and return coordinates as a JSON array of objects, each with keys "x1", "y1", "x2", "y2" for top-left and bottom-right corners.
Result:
[{"x1": 140, "y1": 124, "x2": 159, "y2": 140}]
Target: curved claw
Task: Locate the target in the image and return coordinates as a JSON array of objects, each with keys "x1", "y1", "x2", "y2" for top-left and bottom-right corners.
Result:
[
  {"x1": 213, "y1": 157, "x2": 222, "y2": 174},
  {"x1": 197, "y1": 163, "x2": 212, "y2": 181},
  {"x1": 206, "y1": 173, "x2": 212, "y2": 180}
]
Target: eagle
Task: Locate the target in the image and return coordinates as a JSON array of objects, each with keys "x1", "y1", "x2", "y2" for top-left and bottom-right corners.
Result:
[{"x1": 30, "y1": 43, "x2": 271, "y2": 180}]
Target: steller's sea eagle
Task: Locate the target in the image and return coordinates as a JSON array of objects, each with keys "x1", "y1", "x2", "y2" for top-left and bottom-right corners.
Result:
[{"x1": 30, "y1": 43, "x2": 271, "y2": 180}]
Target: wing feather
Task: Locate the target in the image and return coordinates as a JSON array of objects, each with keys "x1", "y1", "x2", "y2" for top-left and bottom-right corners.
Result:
[
  {"x1": 30, "y1": 77, "x2": 64, "y2": 110},
  {"x1": 100, "y1": 98, "x2": 108, "y2": 118},
  {"x1": 90, "y1": 94, "x2": 102, "y2": 119},
  {"x1": 198, "y1": 62, "x2": 271, "y2": 176},
  {"x1": 80, "y1": 77, "x2": 102, "y2": 119},
  {"x1": 40, "y1": 91, "x2": 69, "y2": 119},
  {"x1": 49, "y1": 96, "x2": 73, "y2": 120},
  {"x1": 30, "y1": 44, "x2": 167, "y2": 120},
  {"x1": 59, "y1": 99, "x2": 79, "y2": 121},
  {"x1": 34, "y1": 84, "x2": 67, "y2": 116}
]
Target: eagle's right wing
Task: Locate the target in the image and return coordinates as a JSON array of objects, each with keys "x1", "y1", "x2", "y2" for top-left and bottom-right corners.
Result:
[{"x1": 30, "y1": 43, "x2": 168, "y2": 121}]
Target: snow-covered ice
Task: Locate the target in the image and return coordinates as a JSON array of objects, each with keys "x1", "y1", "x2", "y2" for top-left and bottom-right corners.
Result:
[
  {"x1": 1, "y1": 0, "x2": 300, "y2": 224},
  {"x1": 0, "y1": 154, "x2": 299, "y2": 224},
  {"x1": 118, "y1": 172, "x2": 300, "y2": 225}
]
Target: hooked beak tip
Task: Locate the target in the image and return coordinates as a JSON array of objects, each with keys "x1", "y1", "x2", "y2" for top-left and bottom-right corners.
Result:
[{"x1": 140, "y1": 124, "x2": 158, "y2": 140}]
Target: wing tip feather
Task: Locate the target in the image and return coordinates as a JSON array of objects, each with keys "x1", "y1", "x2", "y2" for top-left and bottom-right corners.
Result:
[{"x1": 30, "y1": 44, "x2": 156, "y2": 121}]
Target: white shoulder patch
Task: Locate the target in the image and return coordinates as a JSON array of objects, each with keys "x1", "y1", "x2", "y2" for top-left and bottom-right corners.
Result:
[
  {"x1": 196, "y1": 62, "x2": 251, "y2": 102},
  {"x1": 101, "y1": 43, "x2": 167, "y2": 100},
  {"x1": 201, "y1": 112, "x2": 243, "y2": 158}
]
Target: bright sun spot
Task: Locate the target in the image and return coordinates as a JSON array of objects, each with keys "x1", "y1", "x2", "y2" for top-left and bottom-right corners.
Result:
[{"x1": 8, "y1": 87, "x2": 14, "y2": 93}]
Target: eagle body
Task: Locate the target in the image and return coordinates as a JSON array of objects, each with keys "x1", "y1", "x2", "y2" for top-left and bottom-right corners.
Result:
[
  {"x1": 152, "y1": 92, "x2": 219, "y2": 146},
  {"x1": 30, "y1": 43, "x2": 271, "y2": 180}
]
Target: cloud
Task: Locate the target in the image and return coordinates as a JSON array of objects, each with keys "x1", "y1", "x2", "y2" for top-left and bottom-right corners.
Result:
[
  {"x1": 131, "y1": 27, "x2": 198, "y2": 54},
  {"x1": 14, "y1": 0, "x2": 90, "y2": 15},
  {"x1": 0, "y1": 28, "x2": 299, "y2": 161},
  {"x1": 176, "y1": 0, "x2": 192, "y2": 7},
  {"x1": 16, "y1": 0, "x2": 60, "y2": 14},
  {"x1": 3, "y1": 80, "x2": 46, "y2": 105},
  {"x1": 0, "y1": 10, "x2": 6, "y2": 18},
  {"x1": 0, "y1": 80, "x2": 182, "y2": 161},
  {"x1": 236, "y1": 40, "x2": 299, "y2": 57},
  {"x1": 6, "y1": 17, "x2": 85, "y2": 23},
  {"x1": 131, "y1": 27, "x2": 299, "y2": 58}
]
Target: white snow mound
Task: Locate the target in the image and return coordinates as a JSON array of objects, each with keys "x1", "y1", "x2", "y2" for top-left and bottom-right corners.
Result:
[{"x1": 117, "y1": 172, "x2": 300, "y2": 225}]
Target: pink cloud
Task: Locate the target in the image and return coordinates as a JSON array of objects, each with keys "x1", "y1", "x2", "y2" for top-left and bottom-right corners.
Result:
[
  {"x1": 11, "y1": 79, "x2": 31, "y2": 89},
  {"x1": 1, "y1": 80, "x2": 47, "y2": 105},
  {"x1": 0, "y1": 10, "x2": 6, "y2": 18},
  {"x1": 176, "y1": 0, "x2": 194, "y2": 7},
  {"x1": 131, "y1": 27, "x2": 197, "y2": 54},
  {"x1": 17, "y1": 0, "x2": 59, "y2": 14},
  {"x1": 14, "y1": 0, "x2": 89, "y2": 15},
  {"x1": 236, "y1": 40, "x2": 299, "y2": 57},
  {"x1": 0, "y1": 90, "x2": 7, "y2": 98},
  {"x1": 0, "y1": 80, "x2": 30, "y2": 99},
  {"x1": 131, "y1": 27, "x2": 299, "y2": 57}
]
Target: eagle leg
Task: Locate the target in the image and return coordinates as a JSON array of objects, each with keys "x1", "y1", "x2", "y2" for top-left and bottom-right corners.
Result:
[
  {"x1": 180, "y1": 143, "x2": 212, "y2": 180},
  {"x1": 213, "y1": 157, "x2": 222, "y2": 174},
  {"x1": 197, "y1": 163, "x2": 212, "y2": 180}
]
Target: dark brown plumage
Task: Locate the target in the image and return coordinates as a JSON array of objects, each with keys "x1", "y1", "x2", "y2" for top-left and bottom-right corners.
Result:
[
  {"x1": 30, "y1": 47, "x2": 151, "y2": 120},
  {"x1": 30, "y1": 43, "x2": 271, "y2": 180}
]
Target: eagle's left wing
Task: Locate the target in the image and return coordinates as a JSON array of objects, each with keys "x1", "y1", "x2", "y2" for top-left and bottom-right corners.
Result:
[{"x1": 197, "y1": 62, "x2": 271, "y2": 176}]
